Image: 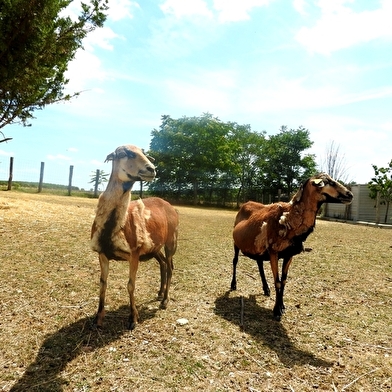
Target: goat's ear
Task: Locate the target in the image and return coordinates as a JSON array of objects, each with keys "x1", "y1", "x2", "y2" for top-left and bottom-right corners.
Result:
[
  {"x1": 311, "y1": 178, "x2": 325, "y2": 187},
  {"x1": 142, "y1": 149, "x2": 155, "y2": 162},
  {"x1": 104, "y1": 152, "x2": 116, "y2": 163}
]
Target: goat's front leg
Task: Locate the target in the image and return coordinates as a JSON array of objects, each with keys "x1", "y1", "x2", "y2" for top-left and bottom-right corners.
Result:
[
  {"x1": 95, "y1": 253, "x2": 109, "y2": 328},
  {"x1": 269, "y1": 252, "x2": 283, "y2": 321},
  {"x1": 280, "y1": 256, "x2": 293, "y2": 312},
  {"x1": 127, "y1": 254, "x2": 140, "y2": 330}
]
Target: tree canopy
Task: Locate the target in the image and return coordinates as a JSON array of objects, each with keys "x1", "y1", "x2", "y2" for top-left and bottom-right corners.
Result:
[
  {"x1": 148, "y1": 114, "x2": 317, "y2": 206},
  {"x1": 368, "y1": 160, "x2": 392, "y2": 223},
  {"x1": 0, "y1": 0, "x2": 108, "y2": 134}
]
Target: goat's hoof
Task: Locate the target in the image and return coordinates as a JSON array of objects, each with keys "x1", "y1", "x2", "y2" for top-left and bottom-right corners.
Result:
[
  {"x1": 128, "y1": 315, "x2": 138, "y2": 330},
  {"x1": 91, "y1": 322, "x2": 103, "y2": 331},
  {"x1": 273, "y1": 307, "x2": 284, "y2": 321},
  {"x1": 160, "y1": 299, "x2": 168, "y2": 309},
  {"x1": 128, "y1": 320, "x2": 137, "y2": 330},
  {"x1": 230, "y1": 283, "x2": 237, "y2": 291},
  {"x1": 92, "y1": 315, "x2": 103, "y2": 330},
  {"x1": 263, "y1": 289, "x2": 271, "y2": 297}
]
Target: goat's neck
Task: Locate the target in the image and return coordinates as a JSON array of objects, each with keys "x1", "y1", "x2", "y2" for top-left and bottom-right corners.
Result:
[
  {"x1": 95, "y1": 177, "x2": 135, "y2": 229},
  {"x1": 285, "y1": 191, "x2": 319, "y2": 239}
]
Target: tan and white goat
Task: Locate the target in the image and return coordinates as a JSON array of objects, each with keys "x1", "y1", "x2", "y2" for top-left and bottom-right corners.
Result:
[
  {"x1": 231, "y1": 173, "x2": 353, "y2": 320},
  {"x1": 91, "y1": 145, "x2": 179, "y2": 329}
]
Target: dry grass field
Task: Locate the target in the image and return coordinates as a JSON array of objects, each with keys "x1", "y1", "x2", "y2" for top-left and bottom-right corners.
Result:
[{"x1": 0, "y1": 191, "x2": 391, "y2": 392}]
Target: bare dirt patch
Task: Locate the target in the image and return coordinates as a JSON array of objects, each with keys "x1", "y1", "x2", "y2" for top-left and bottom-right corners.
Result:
[{"x1": 0, "y1": 192, "x2": 391, "y2": 391}]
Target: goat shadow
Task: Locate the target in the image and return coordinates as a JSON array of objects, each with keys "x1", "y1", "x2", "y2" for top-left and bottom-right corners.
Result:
[
  {"x1": 9, "y1": 303, "x2": 159, "y2": 392},
  {"x1": 214, "y1": 291, "x2": 333, "y2": 368}
]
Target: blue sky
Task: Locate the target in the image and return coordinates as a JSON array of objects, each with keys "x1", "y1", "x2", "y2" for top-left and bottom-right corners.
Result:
[{"x1": 1, "y1": 0, "x2": 392, "y2": 190}]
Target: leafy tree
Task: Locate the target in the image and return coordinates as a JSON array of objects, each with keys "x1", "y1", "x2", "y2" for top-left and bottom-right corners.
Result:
[
  {"x1": 368, "y1": 160, "x2": 392, "y2": 223},
  {"x1": 0, "y1": 0, "x2": 108, "y2": 135},
  {"x1": 149, "y1": 116, "x2": 317, "y2": 205},
  {"x1": 227, "y1": 124, "x2": 266, "y2": 205},
  {"x1": 149, "y1": 113, "x2": 234, "y2": 204},
  {"x1": 261, "y1": 126, "x2": 316, "y2": 197}
]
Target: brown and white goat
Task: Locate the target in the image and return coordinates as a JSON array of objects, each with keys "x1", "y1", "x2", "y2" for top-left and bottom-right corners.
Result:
[
  {"x1": 231, "y1": 173, "x2": 353, "y2": 321},
  {"x1": 91, "y1": 145, "x2": 179, "y2": 330}
]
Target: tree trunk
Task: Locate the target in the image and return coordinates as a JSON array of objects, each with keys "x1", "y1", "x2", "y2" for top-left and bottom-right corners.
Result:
[
  {"x1": 384, "y1": 200, "x2": 390, "y2": 224},
  {"x1": 193, "y1": 180, "x2": 198, "y2": 205}
]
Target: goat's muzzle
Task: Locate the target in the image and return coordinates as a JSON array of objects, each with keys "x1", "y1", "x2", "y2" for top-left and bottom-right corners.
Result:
[
  {"x1": 137, "y1": 166, "x2": 156, "y2": 182},
  {"x1": 339, "y1": 190, "x2": 354, "y2": 204}
]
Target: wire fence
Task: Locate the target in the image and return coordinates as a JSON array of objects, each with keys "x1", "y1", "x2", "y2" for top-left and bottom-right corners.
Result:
[
  {"x1": 0, "y1": 156, "x2": 147, "y2": 197},
  {"x1": 0, "y1": 156, "x2": 103, "y2": 196},
  {"x1": 0, "y1": 156, "x2": 279, "y2": 204}
]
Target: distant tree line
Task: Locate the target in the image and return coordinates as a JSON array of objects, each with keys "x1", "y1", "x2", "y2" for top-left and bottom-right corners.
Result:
[{"x1": 147, "y1": 113, "x2": 317, "y2": 206}]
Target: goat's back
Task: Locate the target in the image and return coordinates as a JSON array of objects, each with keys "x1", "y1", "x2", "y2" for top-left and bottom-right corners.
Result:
[
  {"x1": 233, "y1": 201, "x2": 291, "y2": 254},
  {"x1": 125, "y1": 197, "x2": 178, "y2": 255},
  {"x1": 234, "y1": 201, "x2": 265, "y2": 226}
]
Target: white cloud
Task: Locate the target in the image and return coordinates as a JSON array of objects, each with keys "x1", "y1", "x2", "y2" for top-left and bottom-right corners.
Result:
[
  {"x1": 62, "y1": 4, "x2": 125, "y2": 93},
  {"x1": 292, "y1": 0, "x2": 307, "y2": 16},
  {"x1": 0, "y1": 149, "x2": 13, "y2": 157},
  {"x1": 90, "y1": 159, "x2": 105, "y2": 166},
  {"x1": 107, "y1": 0, "x2": 140, "y2": 21},
  {"x1": 47, "y1": 154, "x2": 72, "y2": 161},
  {"x1": 213, "y1": 0, "x2": 274, "y2": 22},
  {"x1": 160, "y1": 0, "x2": 274, "y2": 23},
  {"x1": 65, "y1": 50, "x2": 108, "y2": 92},
  {"x1": 296, "y1": 0, "x2": 392, "y2": 54},
  {"x1": 83, "y1": 27, "x2": 121, "y2": 51},
  {"x1": 160, "y1": 0, "x2": 212, "y2": 18},
  {"x1": 163, "y1": 68, "x2": 237, "y2": 114},
  {"x1": 243, "y1": 77, "x2": 341, "y2": 113}
]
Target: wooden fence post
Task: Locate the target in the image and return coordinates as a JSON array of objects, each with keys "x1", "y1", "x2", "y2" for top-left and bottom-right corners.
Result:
[
  {"x1": 94, "y1": 169, "x2": 99, "y2": 198},
  {"x1": 38, "y1": 162, "x2": 45, "y2": 193},
  {"x1": 7, "y1": 157, "x2": 13, "y2": 190},
  {"x1": 68, "y1": 165, "x2": 74, "y2": 196}
]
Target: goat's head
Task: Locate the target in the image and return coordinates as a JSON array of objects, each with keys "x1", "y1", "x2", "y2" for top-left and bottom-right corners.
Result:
[
  {"x1": 105, "y1": 144, "x2": 156, "y2": 182},
  {"x1": 294, "y1": 173, "x2": 353, "y2": 206}
]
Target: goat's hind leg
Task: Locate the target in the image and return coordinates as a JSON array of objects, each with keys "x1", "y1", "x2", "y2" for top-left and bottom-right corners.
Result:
[
  {"x1": 256, "y1": 258, "x2": 270, "y2": 296},
  {"x1": 154, "y1": 251, "x2": 167, "y2": 300},
  {"x1": 95, "y1": 253, "x2": 109, "y2": 328},
  {"x1": 160, "y1": 246, "x2": 174, "y2": 309},
  {"x1": 154, "y1": 252, "x2": 166, "y2": 300},
  {"x1": 127, "y1": 255, "x2": 140, "y2": 330}
]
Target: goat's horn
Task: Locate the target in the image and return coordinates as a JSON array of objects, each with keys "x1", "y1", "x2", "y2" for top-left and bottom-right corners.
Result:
[{"x1": 294, "y1": 184, "x2": 304, "y2": 202}]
